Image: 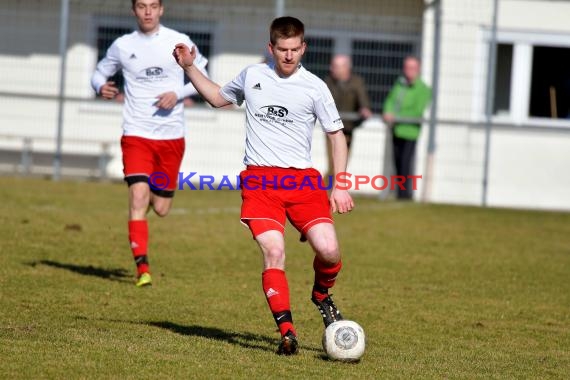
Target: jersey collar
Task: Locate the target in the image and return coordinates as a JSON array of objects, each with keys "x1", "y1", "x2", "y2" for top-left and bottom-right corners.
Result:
[
  {"x1": 269, "y1": 62, "x2": 304, "y2": 80},
  {"x1": 137, "y1": 24, "x2": 162, "y2": 39}
]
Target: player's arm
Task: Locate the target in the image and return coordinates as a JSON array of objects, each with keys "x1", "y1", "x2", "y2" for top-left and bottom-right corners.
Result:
[
  {"x1": 176, "y1": 41, "x2": 209, "y2": 99},
  {"x1": 315, "y1": 85, "x2": 354, "y2": 214},
  {"x1": 382, "y1": 82, "x2": 398, "y2": 126},
  {"x1": 327, "y1": 130, "x2": 354, "y2": 214},
  {"x1": 172, "y1": 44, "x2": 230, "y2": 108},
  {"x1": 157, "y1": 41, "x2": 211, "y2": 110},
  {"x1": 90, "y1": 42, "x2": 121, "y2": 100}
]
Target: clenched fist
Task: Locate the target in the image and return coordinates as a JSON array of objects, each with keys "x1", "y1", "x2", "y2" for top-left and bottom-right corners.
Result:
[{"x1": 172, "y1": 43, "x2": 196, "y2": 69}]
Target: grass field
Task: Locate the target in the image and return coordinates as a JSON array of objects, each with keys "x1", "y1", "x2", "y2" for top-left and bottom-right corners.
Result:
[{"x1": 1, "y1": 176, "x2": 569, "y2": 379}]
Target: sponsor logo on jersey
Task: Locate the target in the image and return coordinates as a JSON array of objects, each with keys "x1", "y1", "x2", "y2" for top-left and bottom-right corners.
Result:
[
  {"x1": 136, "y1": 66, "x2": 167, "y2": 82},
  {"x1": 129, "y1": 53, "x2": 137, "y2": 59},
  {"x1": 255, "y1": 105, "x2": 293, "y2": 126},
  {"x1": 145, "y1": 67, "x2": 163, "y2": 76},
  {"x1": 260, "y1": 105, "x2": 288, "y2": 118},
  {"x1": 252, "y1": 83, "x2": 262, "y2": 90}
]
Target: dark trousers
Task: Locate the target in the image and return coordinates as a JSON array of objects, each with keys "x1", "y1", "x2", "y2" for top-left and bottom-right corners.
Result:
[{"x1": 392, "y1": 135, "x2": 417, "y2": 200}]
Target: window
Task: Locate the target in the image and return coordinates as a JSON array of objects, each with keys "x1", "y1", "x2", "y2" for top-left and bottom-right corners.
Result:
[
  {"x1": 302, "y1": 34, "x2": 419, "y2": 113},
  {"x1": 493, "y1": 43, "x2": 513, "y2": 116},
  {"x1": 478, "y1": 30, "x2": 570, "y2": 125},
  {"x1": 302, "y1": 37, "x2": 334, "y2": 82},
  {"x1": 529, "y1": 46, "x2": 570, "y2": 119},
  {"x1": 96, "y1": 25, "x2": 212, "y2": 103}
]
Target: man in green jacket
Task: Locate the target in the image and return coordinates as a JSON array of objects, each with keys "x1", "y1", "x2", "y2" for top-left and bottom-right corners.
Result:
[{"x1": 383, "y1": 56, "x2": 431, "y2": 200}]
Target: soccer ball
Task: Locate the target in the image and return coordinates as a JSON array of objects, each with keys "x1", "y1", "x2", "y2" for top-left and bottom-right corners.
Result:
[{"x1": 322, "y1": 320, "x2": 365, "y2": 362}]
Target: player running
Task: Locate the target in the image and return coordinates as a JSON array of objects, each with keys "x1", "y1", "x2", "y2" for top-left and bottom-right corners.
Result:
[
  {"x1": 90, "y1": 0, "x2": 208, "y2": 287},
  {"x1": 173, "y1": 16, "x2": 354, "y2": 355}
]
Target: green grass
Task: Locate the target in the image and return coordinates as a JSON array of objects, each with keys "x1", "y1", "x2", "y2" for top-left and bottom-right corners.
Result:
[{"x1": 1, "y1": 176, "x2": 569, "y2": 379}]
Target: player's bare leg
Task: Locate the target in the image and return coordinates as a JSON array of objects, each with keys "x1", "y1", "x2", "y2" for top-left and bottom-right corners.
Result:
[
  {"x1": 255, "y1": 230, "x2": 298, "y2": 355},
  {"x1": 306, "y1": 223, "x2": 345, "y2": 327},
  {"x1": 149, "y1": 194, "x2": 174, "y2": 217},
  {"x1": 256, "y1": 230, "x2": 286, "y2": 270},
  {"x1": 306, "y1": 222, "x2": 340, "y2": 265},
  {"x1": 128, "y1": 182, "x2": 152, "y2": 286}
]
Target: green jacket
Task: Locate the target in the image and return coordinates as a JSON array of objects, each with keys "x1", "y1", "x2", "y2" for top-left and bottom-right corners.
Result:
[{"x1": 383, "y1": 77, "x2": 432, "y2": 141}]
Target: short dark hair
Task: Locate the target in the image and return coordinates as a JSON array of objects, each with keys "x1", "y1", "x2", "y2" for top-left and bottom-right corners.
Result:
[
  {"x1": 270, "y1": 16, "x2": 304, "y2": 45},
  {"x1": 131, "y1": 0, "x2": 162, "y2": 8},
  {"x1": 404, "y1": 55, "x2": 421, "y2": 65}
]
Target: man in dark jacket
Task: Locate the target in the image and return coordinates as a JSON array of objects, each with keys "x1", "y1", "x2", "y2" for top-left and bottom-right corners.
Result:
[{"x1": 324, "y1": 54, "x2": 372, "y2": 175}]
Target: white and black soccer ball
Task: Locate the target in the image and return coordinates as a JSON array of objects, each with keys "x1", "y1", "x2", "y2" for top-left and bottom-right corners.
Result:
[{"x1": 322, "y1": 320, "x2": 365, "y2": 362}]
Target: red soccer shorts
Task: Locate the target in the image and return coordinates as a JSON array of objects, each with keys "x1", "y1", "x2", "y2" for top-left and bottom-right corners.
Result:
[
  {"x1": 120, "y1": 135, "x2": 185, "y2": 195},
  {"x1": 240, "y1": 166, "x2": 333, "y2": 240}
]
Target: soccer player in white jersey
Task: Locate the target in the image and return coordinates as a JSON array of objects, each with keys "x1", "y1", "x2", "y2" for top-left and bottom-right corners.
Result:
[
  {"x1": 90, "y1": 0, "x2": 208, "y2": 287},
  {"x1": 173, "y1": 16, "x2": 354, "y2": 355}
]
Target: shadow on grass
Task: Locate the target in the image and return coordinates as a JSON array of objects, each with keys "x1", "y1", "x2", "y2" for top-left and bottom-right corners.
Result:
[
  {"x1": 148, "y1": 320, "x2": 276, "y2": 352},
  {"x1": 315, "y1": 353, "x2": 362, "y2": 363},
  {"x1": 147, "y1": 320, "x2": 321, "y2": 354},
  {"x1": 27, "y1": 260, "x2": 131, "y2": 283}
]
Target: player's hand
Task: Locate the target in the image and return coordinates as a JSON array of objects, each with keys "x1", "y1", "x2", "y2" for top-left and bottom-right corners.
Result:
[
  {"x1": 382, "y1": 112, "x2": 395, "y2": 127},
  {"x1": 100, "y1": 81, "x2": 119, "y2": 99},
  {"x1": 360, "y1": 107, "x2": 373, "y2": 120},
  {"x1": 172, "y1": 43, "x2": 196, "y2": 69},
  {"x1": 155, "y1": 91, "x2": 178, "y2": 110},
  {"x1": 330, "y1": 188, "x2": 354, "y2": 214}
]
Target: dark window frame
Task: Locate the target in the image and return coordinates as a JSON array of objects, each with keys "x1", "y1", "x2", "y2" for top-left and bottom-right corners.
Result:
[{"x1": 302, "y1": 33, "x2": 420, "y2": 113}]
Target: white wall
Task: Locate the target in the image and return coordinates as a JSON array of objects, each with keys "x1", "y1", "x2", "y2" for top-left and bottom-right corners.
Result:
[
  {"x1": 414, "y1": 0, "x2": 570, "y2": 211},
  {"x1": 415, "y1": 122, "x2": 570, "y2": 211},
  {"x1": 500, "y1": 0, "x2": 570, "y2": 31}
]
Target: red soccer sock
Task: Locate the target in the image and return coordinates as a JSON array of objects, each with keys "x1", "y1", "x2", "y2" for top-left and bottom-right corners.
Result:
[
  {"x1": 128, "y1": 220, "x2": 149, "y2": 276},
  {"x1": 312, "y1": 257, "x2": 342, "y2": 302},
  {"x1": 262, "y1": 268, "x2": 296, "y2": 337}
]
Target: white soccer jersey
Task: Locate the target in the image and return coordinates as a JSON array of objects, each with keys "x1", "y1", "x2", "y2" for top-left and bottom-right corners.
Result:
[
  {"x1": 91, "y1": 25, "x2": 208, "y2": 140},
  {"x1": 220, "y1": 63, "x2": 343, "y2": 168}
]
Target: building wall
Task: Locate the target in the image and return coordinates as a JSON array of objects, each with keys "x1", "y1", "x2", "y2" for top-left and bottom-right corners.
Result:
[
  {"x1": 0, "y1": 0, "x2": 423, "y2": 96},
  {"x1": 500, "y1": 0, "x2": 570, "y2": 30},
  {"x1": 415, "y1": 0, "x2": 570, "y2": 210}
]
